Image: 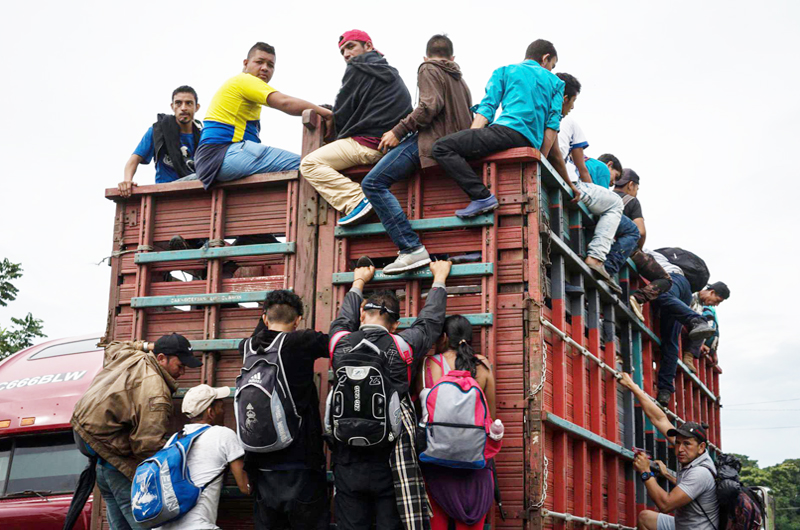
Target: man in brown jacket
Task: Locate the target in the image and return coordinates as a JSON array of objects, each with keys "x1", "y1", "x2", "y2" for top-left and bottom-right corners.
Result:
[
  {"x1": 71, "y1": 333, "x2": 200, "y2": 529},
  {"x1": 361, "y1": 34, "x2": 473, "y2": 274}
]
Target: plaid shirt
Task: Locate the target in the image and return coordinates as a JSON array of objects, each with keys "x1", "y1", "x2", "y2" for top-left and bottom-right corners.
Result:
[{"x1": 390, "y1": 397, "x2": 431, "y2": 530}]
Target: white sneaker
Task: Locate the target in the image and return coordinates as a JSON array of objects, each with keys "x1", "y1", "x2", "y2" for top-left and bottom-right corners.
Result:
[{"x1": 383, "y1": 248, "x2": 431, "y2": 275}]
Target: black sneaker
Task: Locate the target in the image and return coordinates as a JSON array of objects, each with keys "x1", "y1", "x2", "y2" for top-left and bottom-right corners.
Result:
[
  {"x1": 688, "y1": 319, "x2": 715, "y2": 341},
  {"x1": 169, "y1": 235, "x2": 191, "y2": 251},
  {"x1": 657, "y1": 390, "x2": 672, "y2": 407}
]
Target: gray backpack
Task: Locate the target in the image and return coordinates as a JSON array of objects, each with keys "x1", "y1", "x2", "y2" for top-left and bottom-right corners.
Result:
[{"x1": 234, "y1": 333, "x2": 301, "y2": 452}]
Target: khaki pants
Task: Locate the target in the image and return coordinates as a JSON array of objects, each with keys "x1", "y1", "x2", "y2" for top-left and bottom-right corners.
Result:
[{"x1": 300, "y1": 138, "x2": 384, "y2": 214}]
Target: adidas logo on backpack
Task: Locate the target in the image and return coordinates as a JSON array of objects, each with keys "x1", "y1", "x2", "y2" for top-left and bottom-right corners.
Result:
[{"x1": 234, "y1": 333, "x2": 301, "y2": 453}]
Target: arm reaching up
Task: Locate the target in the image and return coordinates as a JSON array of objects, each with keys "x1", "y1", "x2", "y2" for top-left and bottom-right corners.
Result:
[{"x1": 619, "y1": 373, "x2": 675, "y2": 443}]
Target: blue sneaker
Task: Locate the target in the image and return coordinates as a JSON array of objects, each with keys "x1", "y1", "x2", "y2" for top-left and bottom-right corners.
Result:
[
  {"x1": 338, "y1": 199, "x2": 373, "y2": 226},
  {"x1": 455, "y1": 195, "x2": 499, "y2": 218}
]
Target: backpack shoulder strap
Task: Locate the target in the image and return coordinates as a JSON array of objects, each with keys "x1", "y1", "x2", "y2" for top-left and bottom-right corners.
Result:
[
  {"x1": 390, "y1": 333, "x2": 413, "y2": 380},
  {"x1": 329, "y1": 330, "x2": 354, "y2": 358},
  {"x1": 622, "y1": 194, "x2": 635, "y2": 206},
  {"x1": 693, "y1": 462, "x2": 719, "y2": 530},
  {"x1": 422, "y1": 355, "x2": 444, "y2": 390}
]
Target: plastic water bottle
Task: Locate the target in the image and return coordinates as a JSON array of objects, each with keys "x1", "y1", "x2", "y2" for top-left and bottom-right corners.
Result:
[{"x1": 489, "y1": 419, "x2": 505, "y2": 441}]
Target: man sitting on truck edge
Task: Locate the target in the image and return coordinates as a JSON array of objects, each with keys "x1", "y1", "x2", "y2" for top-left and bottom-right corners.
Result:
[
  {"x1": 190, "y1": 42, "x2": 333, "y2": 189},
  {"x1": 71, "y1": 333, "x2": 201, "y2": 530},
  {"x1": 329, "y1": 257, "x2": 452, "y2": 530},
  {"x1": 300, "y1": 30, "x2": 413, "y2": 227},
  {"x1": 242, "y1": 290, "x2": 331, "y2": 530},
  {"x1": 118, "y1": 86, "x2": 201, "y2": 198},
  {"x1": 360, "y1": 34, "x2": 473, "y2": 274},
  {"x1": 159, "y1": 384, "x2": 251, "y2": 529},
  {"x1": 618, "y1": 373, "x2": 720, "y2": 530},
  {"x1": 554, "y1": 72, "x2": 624, "y2": 282},
  {"x1": 648, "y1": 250, "x2": 727, "y2": 405},
  {"x1": 432, "y1": 39, "x2": 581, "y2": 219}
]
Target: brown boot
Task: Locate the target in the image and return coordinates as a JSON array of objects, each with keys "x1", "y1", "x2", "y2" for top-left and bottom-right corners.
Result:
[{"x1": 683, "y1": 352, "x2": 697, "y2": 373}]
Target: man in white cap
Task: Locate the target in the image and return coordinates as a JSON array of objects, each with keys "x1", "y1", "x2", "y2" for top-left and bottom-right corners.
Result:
[{"x1": 159, "y1": 384, "x2": 251, "y2": 530}]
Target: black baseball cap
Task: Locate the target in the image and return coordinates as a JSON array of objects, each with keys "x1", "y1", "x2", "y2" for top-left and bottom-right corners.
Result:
[
  {"x1": 153, "y1": 333, "x2": 202, "y2": 368},
  {"x1": 615, "y1": 168, "x2": 640, "y2": 187},
  {"x1": 667, "y1": 421, "x2": 708, "y2": 443},
  {"x1": 708, "y1": 281, "x2": 730, "y2": 300}
]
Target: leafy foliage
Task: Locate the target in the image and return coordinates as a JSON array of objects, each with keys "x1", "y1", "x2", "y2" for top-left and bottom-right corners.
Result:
[
  {"x1": 0, "y1": 259, "x2": 45, "y2": 360},
  {"x1": 733, "y1": 453, "x2": 800, "y2": 529}
]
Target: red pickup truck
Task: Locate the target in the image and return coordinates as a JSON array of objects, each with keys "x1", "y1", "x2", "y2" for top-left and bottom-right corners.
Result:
[{"x1": 0, "y1": 334, "x2": 103, "y2": 529}]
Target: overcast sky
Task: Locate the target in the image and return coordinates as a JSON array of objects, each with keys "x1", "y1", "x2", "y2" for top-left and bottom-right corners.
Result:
[{"x1": 1, "y1": 1, "x2": 798, "y2": 467}]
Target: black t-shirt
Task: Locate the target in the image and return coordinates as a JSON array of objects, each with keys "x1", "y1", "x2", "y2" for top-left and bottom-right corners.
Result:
[
  {"x1": 615, "y1": 190, "x2": 643, "y2": 221},
  {"x1": 240, "y1": 322, "x2": 329, "y2": 471}
]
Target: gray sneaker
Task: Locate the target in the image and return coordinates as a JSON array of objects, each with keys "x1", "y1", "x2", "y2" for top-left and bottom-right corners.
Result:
[{"x1": 383, "y1": 248, "x2": 431, "y2": 275}]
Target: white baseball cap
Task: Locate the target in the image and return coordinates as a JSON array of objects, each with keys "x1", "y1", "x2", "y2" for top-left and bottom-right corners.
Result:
[{"x1": 182, "y1": 385, "x2": 231, "y2": 418}]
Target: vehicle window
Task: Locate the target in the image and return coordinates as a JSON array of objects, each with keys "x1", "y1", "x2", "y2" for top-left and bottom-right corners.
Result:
[
  {"x1": 4, "y1": 433, "x2": 87, "y2": 495},
  {"x1": 27, "y1": 338, "x2": 100, "y2": 360},
  {"x1": 0, "y1": 439, "x2": 10, "y2": 495}
]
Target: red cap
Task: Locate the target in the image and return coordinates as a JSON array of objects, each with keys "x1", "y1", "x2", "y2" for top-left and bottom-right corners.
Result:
[{"x1": 338, "y1": 29, "x2": 373, "y2": 49}]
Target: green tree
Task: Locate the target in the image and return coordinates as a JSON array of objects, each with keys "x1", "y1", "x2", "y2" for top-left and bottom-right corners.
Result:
[
  {"x1": 0, "y1": 259, "x2": 45, "y2": 360},
  {"x1": 734, "y1": 453, "x2": 800, "y2": 529}
]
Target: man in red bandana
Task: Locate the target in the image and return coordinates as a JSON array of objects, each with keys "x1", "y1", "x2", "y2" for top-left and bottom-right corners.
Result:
[{"x1": 300, "y1": 30, "x2": 412, "y2": 227}]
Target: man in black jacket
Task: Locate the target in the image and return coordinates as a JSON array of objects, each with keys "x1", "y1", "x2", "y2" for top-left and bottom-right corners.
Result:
[
  {"x1": 241, "y1": 290, "x2": 330, "y2": 530},
  {"x1": 329, "y1": 258, "x2": 451, "y2": 530},
  {"x1": 300, "y1": 30, "x2": 412, "y2": 227}
]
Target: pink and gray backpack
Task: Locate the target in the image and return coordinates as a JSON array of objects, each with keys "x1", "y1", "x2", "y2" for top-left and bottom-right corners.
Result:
[{"x1": 419, "y1": 355, "x2": 495, "y2": 469}]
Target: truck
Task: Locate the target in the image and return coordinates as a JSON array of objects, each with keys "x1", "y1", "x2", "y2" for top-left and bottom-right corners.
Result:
[
  {"x1": 91, "y1": 110, "x2": 726, "y2": 529},
  {"x1": 0, "y1": 334, "x2": 103, "y2": 529}
]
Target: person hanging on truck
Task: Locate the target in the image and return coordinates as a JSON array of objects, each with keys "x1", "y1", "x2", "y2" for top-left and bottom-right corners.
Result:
[
  {"x1": 157, "y1": 384, "x2": 251, "y2": 529},
  {"x1": 618, "y1": 373, "x2": 720, "y2": 530},
  {"x1": 683, "y1": 281, "x2": 729, "y2": 371},
  {"x1": 647, "y1": 248, "x2": 727, "y2": 405},
  {"x1": 574, "y1": 151, "x2": 640, "y2": 291},
  {"x1": 432, "y1": 39, "x2": 581, "y2": 219},
  {"x1": 327, "y1": 256, "x2": 452, "y2": 530},
  {"x1": 601, "y1": 168, "x2": 674, "y2": 321},
  {"x1": 238, "y1": 290, "x2": 331, "y2": 530},
  {"x1": 118, "y1": 86, "x2": 202, "y2": 198},
  {"x1": 552, "y1": 72, "x2": 624, "y2": 282},
  {"x1": 300, "y1": 30, "x2": 413, "y2": 227},
  {"x1": 187, "y1": 42, "x2": 334, "y2": 189},
  {"x1": 360, "y1": 34, "x2": 473, "y2": 274},
  {"x1": 414, "y1": 315, "x2": 503, "y2": 530},
  {"x1": 70, "y1": 334, "x2": 201, "y2": 529}
]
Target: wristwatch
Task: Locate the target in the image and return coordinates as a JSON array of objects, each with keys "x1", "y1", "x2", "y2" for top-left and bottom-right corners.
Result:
[{"x1": 640, "y1": 471, "x2": 655, "y2": 483}]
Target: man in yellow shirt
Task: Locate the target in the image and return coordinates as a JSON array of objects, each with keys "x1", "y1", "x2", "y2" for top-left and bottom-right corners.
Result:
[{"x1": 192, "y1": 42, "x2": 333, "y2": 189}]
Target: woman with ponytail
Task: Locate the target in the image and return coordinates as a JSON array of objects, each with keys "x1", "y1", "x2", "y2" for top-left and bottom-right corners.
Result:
[{"x1": 415, "y1": 315, "x2": 500, "y2": 530}]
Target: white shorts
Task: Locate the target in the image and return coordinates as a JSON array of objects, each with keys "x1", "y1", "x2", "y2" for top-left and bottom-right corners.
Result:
[{"x1": 657, "y1": 513, "x2": 675, "y2": 530}]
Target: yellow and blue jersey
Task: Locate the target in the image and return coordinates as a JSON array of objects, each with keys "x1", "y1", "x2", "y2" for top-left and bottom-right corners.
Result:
[{"x1": 200, "y1": 73, "x2": 277, "y2": 146}]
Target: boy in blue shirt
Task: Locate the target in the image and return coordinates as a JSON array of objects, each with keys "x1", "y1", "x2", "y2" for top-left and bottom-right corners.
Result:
[
  {"x1": 432, "y1": 39, "x2": 579, "y2": 218},
  {"x1": 119, "y1": 86, "x2": 202, "y2": 197}
]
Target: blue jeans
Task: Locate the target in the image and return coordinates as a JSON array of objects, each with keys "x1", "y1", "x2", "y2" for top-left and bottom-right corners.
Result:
[
  {"x1": 653, "y1": 273, "x2": 702, "y2": 392},
  {"x1": 218, "y1": 141, "x2": 300, "y2": 181},
  {"x1": 361, "y1": 134, "x2": 423, "y2": 253},
  {"x1": 604, "y1": 215, "x2": 640, "y2": 275},
  {"x1": 96, "y1": 464, "x2": 143, "y2": 529}
]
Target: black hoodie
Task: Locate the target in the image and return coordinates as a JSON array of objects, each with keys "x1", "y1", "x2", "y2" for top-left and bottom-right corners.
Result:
[{"x1": 333, "y1": 51, "x2": 413, "y2": 140}]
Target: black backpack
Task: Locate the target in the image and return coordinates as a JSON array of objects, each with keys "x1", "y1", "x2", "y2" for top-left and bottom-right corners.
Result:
[
  {"x1": 325, "y1": 330, "x2": 411, "y2": 447},
  {"x1": 234, "y1": 333, "x2": 302, "y2": 452},
  {"x1": 655, "y1": 247, "x2": 711, "y2": 293},
  {"x1": 698, "y1": 453, "x2": 765, "y2": 530}
]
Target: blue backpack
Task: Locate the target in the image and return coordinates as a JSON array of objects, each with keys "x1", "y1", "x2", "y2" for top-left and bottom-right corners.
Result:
[{"x1": 131, "y1": 425, "x2": 225, "y2": 528}]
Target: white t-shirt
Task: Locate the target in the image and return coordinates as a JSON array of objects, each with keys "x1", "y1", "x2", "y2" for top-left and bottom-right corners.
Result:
[
  {"x1": 158, "y1": 424, "x2": 245, "y2": 530},
  {"x1": 557, "y1": 115, "x2": 589, "y2": 183}
]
